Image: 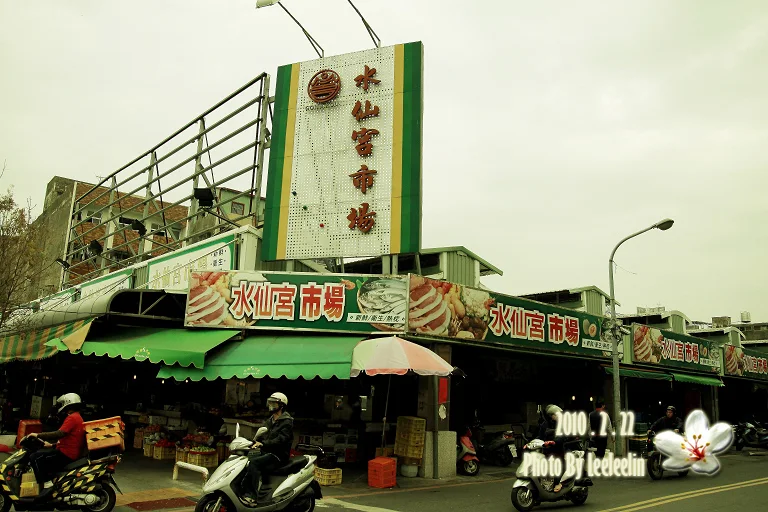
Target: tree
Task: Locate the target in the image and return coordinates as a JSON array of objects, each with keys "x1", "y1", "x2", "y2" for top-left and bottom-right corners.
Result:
[{"x1": 0, "y1": 166, "x2": 46, "y2": 333}]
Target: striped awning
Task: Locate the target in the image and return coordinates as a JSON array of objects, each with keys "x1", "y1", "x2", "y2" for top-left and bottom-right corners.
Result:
[{"x1": 0, "y1": 318, "x2": 95, "y2": 363}]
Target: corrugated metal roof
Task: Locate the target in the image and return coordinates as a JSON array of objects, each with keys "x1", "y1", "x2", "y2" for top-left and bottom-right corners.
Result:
[{"x1": 419, "y1": 246, "x2": 503, "y2": 276}]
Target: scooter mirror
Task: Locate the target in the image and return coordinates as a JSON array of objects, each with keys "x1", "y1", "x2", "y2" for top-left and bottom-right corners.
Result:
[{"x1": 236, "y1": 423, "x2": 240, "y2": 439}]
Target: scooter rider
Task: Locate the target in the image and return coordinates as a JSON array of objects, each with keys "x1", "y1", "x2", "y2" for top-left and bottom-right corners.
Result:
[
  {"x1": 538, "y1": 404, "x2": 569, "y2": 494},
  {"x1": 243, "y1": 392, "x2": 294, "y2": 504},
  {"x1": 26, "y1": 393, "x2": 86, "y2": 493},
  {"x1": 648, "y1": 405, "x2": 683, "y2": 435}
]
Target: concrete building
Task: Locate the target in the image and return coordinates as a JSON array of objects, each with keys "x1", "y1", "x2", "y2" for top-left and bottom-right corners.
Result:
[{"x1": 30, "y1": 177, "x2": 267, "y2": 299}]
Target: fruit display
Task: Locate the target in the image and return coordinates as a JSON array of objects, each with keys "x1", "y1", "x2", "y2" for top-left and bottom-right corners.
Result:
[
  {"x1": 154, "y1": 439, "x2": 175, "y2": 449},
  {"x1": 182, "y1": 433, "x2": 214, "y2": 446}
]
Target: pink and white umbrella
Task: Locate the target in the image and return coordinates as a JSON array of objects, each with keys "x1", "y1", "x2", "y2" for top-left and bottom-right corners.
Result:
[
  {"x1": 350, "y1": 336, "x2": 460, "y2": 449},
  {"x1": 350, "y1": 336, "x2": 455, "y2": 377}
]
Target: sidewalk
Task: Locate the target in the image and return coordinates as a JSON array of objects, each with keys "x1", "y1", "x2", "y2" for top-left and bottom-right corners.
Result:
[{"x1": 111, "y1": 452, "x2": 519, "y2": 510}]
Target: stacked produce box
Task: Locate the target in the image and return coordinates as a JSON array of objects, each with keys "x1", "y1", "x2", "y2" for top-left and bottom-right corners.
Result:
[{"x1": 393, "y1": 416, "x2": 426, "y2": 465}]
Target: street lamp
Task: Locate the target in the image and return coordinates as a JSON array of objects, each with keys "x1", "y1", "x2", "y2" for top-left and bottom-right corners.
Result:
[
  {"x1": 608, "y1": 218, "x2": 674, "y2": 456},
  {"x1": 256, "y1": 0, "x2": 325, "y2": 58}
]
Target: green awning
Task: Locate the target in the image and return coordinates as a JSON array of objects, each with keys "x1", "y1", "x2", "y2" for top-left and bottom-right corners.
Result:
[
  {"x1": 46, "y1": 327, "x2": 237, "y2": 368},
  {"x1": 671, "y1": 372, "x2": 724, "y2": 387},
  {"x1": 605, "y1": 367, "x2": 673, "y2": 381},
  {"x1": 1, "y1": 318, "x2": 95, "y2": 363},
  {"x1": 157, "y1": 335, "x2": 364, "y2": 381}
]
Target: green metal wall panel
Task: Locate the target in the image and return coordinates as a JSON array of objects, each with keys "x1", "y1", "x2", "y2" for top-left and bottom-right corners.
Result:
[
  {"x1": 669, "y1": 315, "x2": 685, "y2": 334},
  {"x1": 445, "y1": 251, "x2": 475, "y2": 286}
]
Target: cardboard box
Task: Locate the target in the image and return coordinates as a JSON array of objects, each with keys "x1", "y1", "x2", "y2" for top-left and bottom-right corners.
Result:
[{"x1": 20, "y1": 482, "x2": 39, "y2": 497}]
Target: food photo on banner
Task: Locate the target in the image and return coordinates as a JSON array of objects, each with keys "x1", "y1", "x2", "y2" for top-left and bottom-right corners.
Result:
[
  {"x1": 406, "y1": 275, "x2": 608, "y2": 357},
  {"x1": 185, "y1": 270, "x2": 407, "y2": 334},
  {"x1": 632, "y1": 324, "x2": 721, "y2": 373}
]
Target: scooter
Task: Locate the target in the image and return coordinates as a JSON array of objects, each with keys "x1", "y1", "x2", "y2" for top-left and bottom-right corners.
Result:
[
  {"x1": 469, "y1": 417, "x2": 519, "y2": 467},
  {"x1": 0, "y1": 436, "x2": 121, "y2": 512},
  {"x1": 195, "y1": 425, "x2": 322, "y2": 512},
  {"x1": 511, "y1": 438, "x2": 593, "y2": 511},
  {"x1": 646, "y1": 431, "x2": 689, "y2": 480},
  {"x1": 734, "y1": 422, "x2": 768, "y2": 451},
  {"x1": 456, "y1": 428, "x2": 480, "y2": 476}
]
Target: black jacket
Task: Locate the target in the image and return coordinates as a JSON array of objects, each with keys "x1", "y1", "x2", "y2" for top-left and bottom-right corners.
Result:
[
  {"x1": 650, "y1": 415, "x2": 683, "y2": 433},
  {"x1": 260, "y1": 411, "x2": 294, "y2": 462}
]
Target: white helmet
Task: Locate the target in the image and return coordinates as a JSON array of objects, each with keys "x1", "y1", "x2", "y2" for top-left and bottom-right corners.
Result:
[
  {"x1": 267, "y1": 392, "x2": 288, "y2": 411},
  {"x1": 56, "y1": 393, "x2": 82, "y2": 414},
  {"x1": 545, "y1": 404, "x2": 563, "y2": 417}
]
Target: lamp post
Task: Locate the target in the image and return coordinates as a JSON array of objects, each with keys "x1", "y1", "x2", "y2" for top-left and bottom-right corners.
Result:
[
  {"x1": 256, "y1": 0, "x2": 324, "y2": 58},
  {"x1": 608, "y1": 218, "x2": 674, "y2": 456}
]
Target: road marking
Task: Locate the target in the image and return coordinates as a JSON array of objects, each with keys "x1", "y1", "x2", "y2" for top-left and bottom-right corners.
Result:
[
  {"x1": 599, "y1": 476, "x2": 768, "y2": 512},
  {"x1": 327, "y1": 476, "x2": 513, "y2": 499},
  {"x1": 318, "y1": 498, "x2": 398, "y2": 511}
]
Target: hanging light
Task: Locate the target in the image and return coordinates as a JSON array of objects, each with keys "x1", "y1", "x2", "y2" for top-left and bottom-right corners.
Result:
[
  {"x1": 133, "y1": 375, "x2": 137, "y2": 380},
  {"x1": 589, "y1": 397, "x2": 594, "y2": 402},
  {"x1": 659, "y1": 401, "x2": 662, "y2": 405},
  {"x1": 162, "y1": 380, "x2": 165, "y2": 384},
  {"x1": 571, "y1": 396, "x2": 576, "y2": 401}
]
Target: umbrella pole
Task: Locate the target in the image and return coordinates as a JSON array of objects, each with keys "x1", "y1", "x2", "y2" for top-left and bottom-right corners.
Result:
[{"x1": 381, "y1": 374, "x2": 392, "y2": 450}]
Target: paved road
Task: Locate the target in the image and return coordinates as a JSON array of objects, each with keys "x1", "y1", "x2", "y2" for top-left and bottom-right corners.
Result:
[{"x1": 317, "y1": 453, "x2": 768, "y2": 512}]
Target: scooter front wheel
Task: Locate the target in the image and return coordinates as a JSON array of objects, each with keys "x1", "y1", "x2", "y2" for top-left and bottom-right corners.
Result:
[
  {"x1": 81, "y1": 484, "x2": 117, "y2": 512},
  {"x1": 461, "y1": 460, "x2": 480, "y2": 476},
  {"x1": 0, "y1": 493, "x2": 11, "y2": 512},
  {"x1": 647, "y1": 455, "x2": 663, "y2": 480},
  {"x1": 511, "y1": 486, "x2": 535, "y2": 512},
  {"x1": 195, "y1": 494, "x2": 235, "y2": 512}
]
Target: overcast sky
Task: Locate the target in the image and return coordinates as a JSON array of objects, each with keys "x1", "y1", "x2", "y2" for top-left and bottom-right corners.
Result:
[{"x1": 2, "y1": 1, "x2": 767, "y2": 323}]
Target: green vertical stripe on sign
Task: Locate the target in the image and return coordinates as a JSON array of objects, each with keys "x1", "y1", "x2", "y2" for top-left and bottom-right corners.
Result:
[
  {"x1": 263, "y1": 64, "x2": 294, "y2": 261},
  {"x1": 401, "y1": 42, "x2": 423, "y2": 254}
]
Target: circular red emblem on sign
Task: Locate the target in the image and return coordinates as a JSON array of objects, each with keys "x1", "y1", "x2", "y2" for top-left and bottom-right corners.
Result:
[{"x1": 307, "y1": 70, "x2": 341, "y2": 104}]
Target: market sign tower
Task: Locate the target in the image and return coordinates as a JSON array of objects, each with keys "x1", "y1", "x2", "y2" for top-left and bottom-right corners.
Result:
[{"x1": 263, "y1": 42, "x2": 423, "y2": 261}]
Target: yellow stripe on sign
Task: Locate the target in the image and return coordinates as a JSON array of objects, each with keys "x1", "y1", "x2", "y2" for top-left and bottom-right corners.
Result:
[
  {"x1": 390, "y1": 44, "x2": 405, "y2": 254},
  {"x1": 277, "y1": 63, "x2": 301, "y2": 260},
  {"x1": 598, "y1": 476, "x2": 768, "y2": 512}
]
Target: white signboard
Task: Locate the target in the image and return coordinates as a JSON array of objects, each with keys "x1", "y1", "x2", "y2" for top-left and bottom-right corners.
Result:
[
  {"x1": 263, "y1": 42, "x2": 423, "y2": 261},
  {"x1": 78, "y1": 270, "x2": 132, "y2": 301},
  {"x1": 147, "y1": 235, "x2": 235, "y2": 291}
]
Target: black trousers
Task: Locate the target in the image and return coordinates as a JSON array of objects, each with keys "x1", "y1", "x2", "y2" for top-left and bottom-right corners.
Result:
[
  {"x1": 246, "y1": 453, "x2": 281, "y2": 497},
  {"x1": 29, "y1": 448, "x2": 73, "y2": 483},
  {"x1": 593, "y1": 438, "x2": 608, "y2": 458}
]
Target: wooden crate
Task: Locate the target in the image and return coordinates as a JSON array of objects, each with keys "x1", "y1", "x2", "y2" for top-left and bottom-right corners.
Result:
[
  {"x1": 314, "y1": 467, "x2": 342, "y2": 486},
  {"x1": 153, "y1": 446, "x2": 175, "y2": 460},
  {"x1": 133, "y1": 428, "x2": 145, "y2": 449},
  {"x1": 375, "y1": 447, "x2": 394, "y2": 458},
  {"x1": 394, "y1": 441, "x2": 423, "y2": 459},
  {"x1": 176, "y1": 449, "x2": 189, "y2": 463},
  {"x1": 143, "y1": 442, "x2": 154, "y2": 458},
  {"x1": 84, "y1": 417, "x2": 125, "y2": 452},
  {"x1": 188, "y1": 452, "x2": 218, "y2": 468}
]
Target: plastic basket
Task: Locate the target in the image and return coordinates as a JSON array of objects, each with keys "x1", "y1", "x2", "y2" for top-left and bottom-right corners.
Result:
[
  {"x1": 395, "y1": 429, "x2": 425, "y2": 447},
  {"x1": 188, "y1": 452, "x2": 218, "y2": 468},
  {"x1": 394, "y1": 441, "x2": 424, "y2": 459},
  {"x1": 314, "y1": 467, "x2": 342, "y2": 486},
  {"x1": 153, "y1": 446, "x2": 175, "y2": 460},
  {"x1": 396, "y1": 417, "x2": 426, "y2": 434},
  {"x1": 368, "y1": 457, "x2": 397, "y2": 489}
]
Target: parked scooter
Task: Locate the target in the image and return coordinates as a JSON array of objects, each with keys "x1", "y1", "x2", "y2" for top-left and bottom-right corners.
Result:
[
  {"x1": 469, "y1": 414, "x2": 519, "y2": 467},
  {"x1": 511, "y1": 438, "x2": 593, "y2": 511},
  {"x1": 195, "y1": 425, "x2": 322, "y2": 512},
  {"x1": 734, "y1": 422, "x2": 768, "y2": 451},
  {"x1": 646, "y1": 431, "x2": 689, "y2": 480},
  {"x1": 456, "y1": 428, "x2": 480, "y2": 476},
  {"x1": 0, "y1": 436, "x2": 121, "y2": 512}
]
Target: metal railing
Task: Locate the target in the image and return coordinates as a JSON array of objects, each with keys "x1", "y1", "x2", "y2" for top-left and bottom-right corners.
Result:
[{"x1": 63, "y1": 73, "x2": 272, "y2": 285}]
